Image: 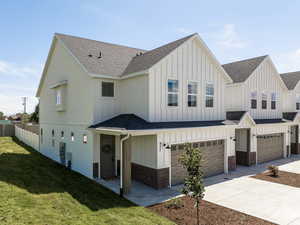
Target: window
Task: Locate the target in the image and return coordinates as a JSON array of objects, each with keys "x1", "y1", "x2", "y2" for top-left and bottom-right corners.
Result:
[
  {"x1": 102, "y1": 82, "x2": 114, "y2": 97},
  {"x1": 205, "y1": 83, "x2": 214, "y2": 108},
  {"x1": 168, "y1": 79, "x2": 179, "y2": 106},
  {"x1": 271, "y1": 93, "x2": 276, "y2": 110},
  {"x1": 297, "y1": 94, "x2": 300, "y2": 110},
  {"x1": 250, "y1": 91, "x2": 257, "y2": 109},
  {"x1": 71, "y1": 132, "x2": 75, "y2": 142},
  {"x1": 262, "y1": 92, "x2": 267, "y2": 109},
  {"x1": 188, "y1": 82, "x2": 197, "y2": 107},
  {"x1": 52, "y1": 129, "x2": 55, "y2": 137},
  {"x1": 61, "y1": 131, "x2": 64, "y2": 139},
  {"x1": 83, "y1": 134, "x2": 87, "y2": 144},
  {"x1": 56, "y1": 90, "x2": 61, "y2": 105}
]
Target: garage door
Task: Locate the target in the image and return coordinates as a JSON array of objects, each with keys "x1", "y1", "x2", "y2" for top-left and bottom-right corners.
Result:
[
  {"x1": 257, "y1": 133, "x2": 284, "y2": 164},
  {"x1": 171, "y1": 140, "x2": 224, "y2": 185}
]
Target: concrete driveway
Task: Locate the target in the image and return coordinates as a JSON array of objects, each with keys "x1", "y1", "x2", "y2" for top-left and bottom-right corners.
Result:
[{"x1": 203, "y1": 155, "x2": 300, "y2": 225}]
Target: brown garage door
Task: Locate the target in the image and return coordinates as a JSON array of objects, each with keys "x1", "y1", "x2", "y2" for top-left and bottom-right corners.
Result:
[
  {"x1": 257, "y1": 133, "x2": 284, "y2": 164},
  {"x1": 171, "y1": 140, "x2": 224, "y2": 185}
]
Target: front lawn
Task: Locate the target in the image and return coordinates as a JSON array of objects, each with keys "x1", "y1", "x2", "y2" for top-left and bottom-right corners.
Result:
[{"x1": 0, "y1": 137, "x2": 173, "y2": 225}]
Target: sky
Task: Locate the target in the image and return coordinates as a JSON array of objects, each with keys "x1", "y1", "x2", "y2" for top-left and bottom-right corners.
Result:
[{"x1": 1, "y1": 0, "x2": 300, "y2": 115}]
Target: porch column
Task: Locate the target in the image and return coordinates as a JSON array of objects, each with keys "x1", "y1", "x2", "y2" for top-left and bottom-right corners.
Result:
[{"x1": 122, "y1": 137, "x2": 132, "y2": 194}]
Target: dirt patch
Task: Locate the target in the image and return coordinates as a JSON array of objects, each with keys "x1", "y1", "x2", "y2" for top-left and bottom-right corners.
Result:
[
  {"x1": 148, "y1": 196, "x2": 275, "y2": 225},
  {"x1": 252, "y1": 170, "x2": 300, "y2": 188}
]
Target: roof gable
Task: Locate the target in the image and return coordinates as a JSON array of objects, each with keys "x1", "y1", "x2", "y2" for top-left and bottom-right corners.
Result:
[
  {"x1": 121, "y1": 33, "x2": 196, "y2": 76},
  {"x1": 280, "y1": 71, "x2": 300, "y2": 90},
  {"x1": 222, "y1": 55, "x2": 267, "y2": 83}
]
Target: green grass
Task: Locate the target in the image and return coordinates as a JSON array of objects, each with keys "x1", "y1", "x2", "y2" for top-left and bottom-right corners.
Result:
[{"x1": 0, "y1": 137, "x2": 173, "y2": 225}]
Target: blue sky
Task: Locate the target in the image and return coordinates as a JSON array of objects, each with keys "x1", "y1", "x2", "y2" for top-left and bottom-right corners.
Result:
[{"x1": 1, "y1": 0, "x2": 300, "y2": 115}]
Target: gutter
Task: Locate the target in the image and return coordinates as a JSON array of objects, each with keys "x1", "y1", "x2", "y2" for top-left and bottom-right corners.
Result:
[{"x1": 119, "y1": 133, "x2": 130, "y2": 197}]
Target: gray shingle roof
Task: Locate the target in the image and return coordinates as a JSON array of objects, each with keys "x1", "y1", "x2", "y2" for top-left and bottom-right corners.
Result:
[
  {"x1": 222, "y1": 55, "x2": 268, "y2": 83},
  {"x1": 280, "y1": 71, "x2": 300, "y2": 90},
  {"x1": 56, "y1": 33, "x2": 146, "y2": 77},
  {"x1": 56, "y1": 33, "x2": 196, "y2": 77},
  {"x1": 121, "y1": 33, "x2": 197, "y2": 76}
]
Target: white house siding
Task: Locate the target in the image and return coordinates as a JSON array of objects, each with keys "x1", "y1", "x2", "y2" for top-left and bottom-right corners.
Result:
[
  {"x1": 148, "y1": 38, "x2": 227, "y2": 122},
  {"x1": 226, "y1": 58, "x2": 285, "y2": 119},
  {"x1": 119, "y1": 75, "x2": 149, "y2": 121},
  {"x1": 156, "y1": 126, "x2": 236, "y2": 172},
  {"x1": 40, "y1": 123, "x2": 94, "y2": 178},
  {"x1": 283, "y1": 82, "x2": 300, "y2": 112},
  {"x1": 92, "y1": 78, "x2": 121, "y2": 124},
  {"x1": 39, "y1": 39, "x2": 94, "y2": 126}
]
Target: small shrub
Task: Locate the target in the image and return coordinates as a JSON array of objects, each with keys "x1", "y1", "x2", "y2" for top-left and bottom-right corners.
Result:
[
  {"x1": 165, "y1": 198, "x2": 184, "y2": 209},
  {"x1": 267, "y1": 165, "x2": 279, "y2": 177}
]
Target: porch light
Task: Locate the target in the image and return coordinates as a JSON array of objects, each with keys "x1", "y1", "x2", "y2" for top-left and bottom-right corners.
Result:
[{"x1": 163, "y1": 143, "x2": 171, "y2": 150}]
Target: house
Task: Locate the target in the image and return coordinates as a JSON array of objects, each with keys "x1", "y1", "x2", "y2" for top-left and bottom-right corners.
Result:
[
  {"x1": 281, "y1": 71, "x2": 300, "y2": 154},
  {"x1": 36, "y1": 32, "x2": 299, "y2": 195},
  {"x1": 224, "y1": 56, "x2": 300, "y2": 166}
]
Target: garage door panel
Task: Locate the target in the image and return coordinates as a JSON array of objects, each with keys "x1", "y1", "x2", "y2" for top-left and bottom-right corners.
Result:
[
  {"x1": 171, "y1": 140, "x2": 224, "y2": 185},
  {"x1": 257, "y1": 133, "x2": 283, "y2": 164}
]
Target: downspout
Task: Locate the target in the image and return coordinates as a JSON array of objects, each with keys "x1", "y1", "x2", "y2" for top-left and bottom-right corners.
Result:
[{"x1": 119, "y1": 133, "x2": 130, "y2": 197}]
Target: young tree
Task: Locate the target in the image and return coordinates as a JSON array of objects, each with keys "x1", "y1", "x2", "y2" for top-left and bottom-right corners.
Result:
[
  {"x1": 179, "y1": 143, "x2": 205, "y2": 225},
  {"x1": 30, "y1": 104, "x2": 39, "y2": 123}
]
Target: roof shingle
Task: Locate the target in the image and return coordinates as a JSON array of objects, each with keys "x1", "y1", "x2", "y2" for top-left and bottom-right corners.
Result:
[
  {"x1": 222, "y1": 55, "x2": 268, "y2": 83},
  {"x1": 280, "y1": 71, "x2": 300, "y2": 90}
]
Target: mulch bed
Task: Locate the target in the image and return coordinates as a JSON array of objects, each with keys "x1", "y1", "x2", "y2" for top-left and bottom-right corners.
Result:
[
  {"x1": 148, "y1": 196, "x2": 275, "y2": 225},
  {"x1": 252, "y1": 170, "x2": 300, "y2": 188}
]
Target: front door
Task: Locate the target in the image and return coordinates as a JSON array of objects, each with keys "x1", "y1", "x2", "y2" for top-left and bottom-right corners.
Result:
[
  {"x1": 100, "y1": 134, "x2": 115, "y2": 179},
  {"x1": 291, "y1": 125, "x2": 299, "y2": 154}
]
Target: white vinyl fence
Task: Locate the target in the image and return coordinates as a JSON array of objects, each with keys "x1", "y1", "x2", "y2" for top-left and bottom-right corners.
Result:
[{"x1": 15, "y1": 125, "x2": 39, "y2": 151}]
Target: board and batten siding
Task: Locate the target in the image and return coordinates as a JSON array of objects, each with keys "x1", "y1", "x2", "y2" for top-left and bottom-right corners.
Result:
[
  {"x1": 283, "y1": 82, "x2": 300, "y2": 112},
  {"x1": 148, "y1": 38, "x2": 227, "y2": 122},
  {"x1": 226, "y1": 58, "x2": 285, "y2": 119}
]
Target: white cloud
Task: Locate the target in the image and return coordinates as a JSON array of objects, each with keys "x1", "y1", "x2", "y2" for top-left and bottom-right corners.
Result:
[
  {"x1": 273, "y1": 49, "x2": 300, "y2": 73},
  {"x1": 0, "y1": 94, "x2": 38, "y2": 116},
  {"x1": 217, "y1": 24, "x2": 247, "y2": 49},
  {"x1": 0, "y1": 60, "x2": 42, "y2": 78}
]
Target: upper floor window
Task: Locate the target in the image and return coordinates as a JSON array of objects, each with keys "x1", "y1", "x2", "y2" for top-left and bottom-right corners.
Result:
[
  {"x1": 262, "y1": 92, "x2": 267, "y2": 109},
  {"x1": 52, "y1": 129, "x2": 55, "y2": 137},
  {"x1": 61, "y1": 131, "x2": 64, "y2": 139},
  {"x1": 271, "y1": 93, "x2": 276, "y2": 110},
  {"x1": 250, "y1": 91, "x2": 257, "y2": 109},
  {"x1": 83, "y1": 134, "x2": 88, "y2": 144},
  {"x1": 297, "y1": 94, "x2": 300, "y2": 110},
  {"x1": 56, "y1": 90, "x2": 61, "y2": 105},
  {"x1": 102, "y1": 81, "x2": 114, "y2": 97},
  {"x1": 71, "y1": 132, "x2": 75, "y2": 142},
  {"x1": 168, "y1": 79, "x2": 178, "y2": 106},
  {"x1": 205, "y1": 83, "x2": 214, "y2": 108},
  {"x1": 188, "y1": 81, "x2": 197, "y2": 107}
]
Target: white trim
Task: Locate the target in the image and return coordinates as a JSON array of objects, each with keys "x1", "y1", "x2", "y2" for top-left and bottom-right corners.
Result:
[{"x1": 49, "y1": 80, "x2": 68, "y2": 89}]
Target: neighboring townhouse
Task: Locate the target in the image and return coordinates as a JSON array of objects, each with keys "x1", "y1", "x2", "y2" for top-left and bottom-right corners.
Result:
[
  {"x1": 224, "y1": 56, "x2": 300, "y2": 167},
  {"x1": 280, "y1": 71, "x2": 300, "y2": 154}
]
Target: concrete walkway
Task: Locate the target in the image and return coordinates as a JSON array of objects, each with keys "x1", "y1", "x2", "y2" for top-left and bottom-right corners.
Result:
[{"x1": 201, "y1": 155, "x2": 300, "y2": 225}]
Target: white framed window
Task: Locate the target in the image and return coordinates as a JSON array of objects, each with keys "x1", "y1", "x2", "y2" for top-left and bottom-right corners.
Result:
[
  {"x1": 61, "y1": 131, "x2": 64, "y2": 139},
  {"x1": 205, "y1": 83, "x2": 214, "y2": 108},
  {"x1": 188, "y1": 81, "x2": 197, "y2": 107},
  {"x1": 271, "y1": 93, "x2": 277, "y2": 110},
  {"x1": 168, "y1": 79, "x2": 179, "y2": 106},
  {"x1": 101, "y1": 81, "x2": 114, "y2": 97},
  {"x1": 250, "y1": 91, "x2": 257, "y2": 109},
  {"x1": 71, "y1": 132, "x2": 75, "y2": 142},
  {"x1": 83, "y1": 134, "x2": 88, "y2": 144},
  {"x1": 262, "y1": 92, "x2": 267, "y2": 109},
  {"x1": 296, "y1": 94, "x2": 300, "y2": 110},
  {"x1": 56, "y1": 89, "x2": 61, "y2": 105}
]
